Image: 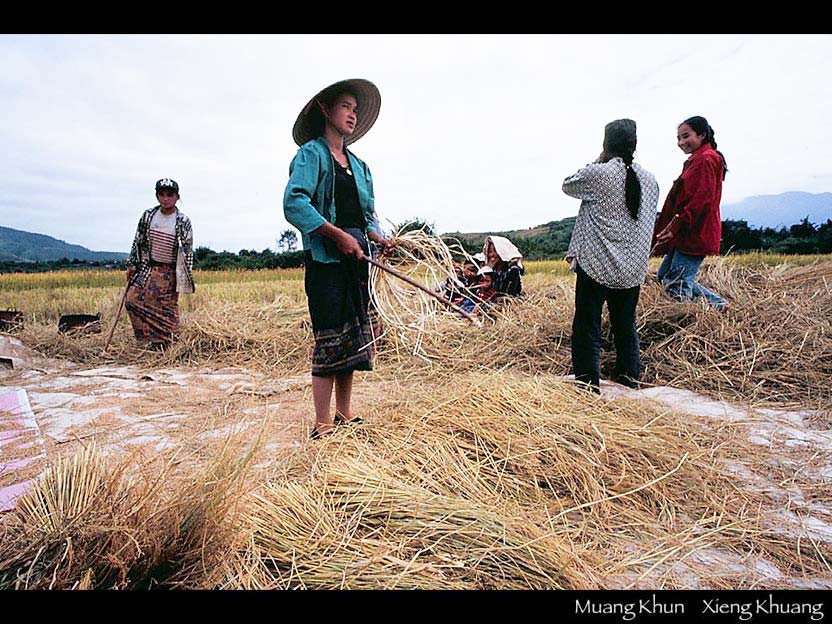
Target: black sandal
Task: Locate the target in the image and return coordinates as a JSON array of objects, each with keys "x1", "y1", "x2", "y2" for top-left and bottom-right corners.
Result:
[
  {"x1": 310, "y1": 426, "x2": 334, "y2": 440},
  {"x1": 334, "y1": 414, "x2": 363, "y2": 425}
]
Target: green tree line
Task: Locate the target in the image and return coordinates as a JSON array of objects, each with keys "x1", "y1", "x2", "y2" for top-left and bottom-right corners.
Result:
[
  {"x1": 449, "y1": 217, "x2": 832, "y2": 259},
  {"x1": 2, "y1": 217, "x2": 831, "y2": 274}
]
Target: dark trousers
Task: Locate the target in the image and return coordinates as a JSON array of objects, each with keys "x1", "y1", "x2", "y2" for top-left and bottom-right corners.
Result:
[{"x1": 571, "y1": 264, "x2": 641, "y2": 393}]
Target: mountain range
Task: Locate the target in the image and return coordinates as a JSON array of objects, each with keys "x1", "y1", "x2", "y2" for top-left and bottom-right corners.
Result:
[
  {"x1": 0, "y1": 226, "x2": 127, "y2": 263},
  {"x1": 447, "y1": 191, "x2": 832, "y2": 240},
  {"x1": 720, "y1": 192, "x2": 832, "y2": 228}
]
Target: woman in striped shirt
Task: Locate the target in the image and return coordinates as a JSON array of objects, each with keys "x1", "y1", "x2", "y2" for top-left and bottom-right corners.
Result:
[{"x1": 125, "y1": 178, "x2": 195, "y2": 350}]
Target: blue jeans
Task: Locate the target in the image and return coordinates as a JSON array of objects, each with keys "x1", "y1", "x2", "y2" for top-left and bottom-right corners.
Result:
[{"x1": 657, "y1": 250, "x2": 727, "y2": 310}]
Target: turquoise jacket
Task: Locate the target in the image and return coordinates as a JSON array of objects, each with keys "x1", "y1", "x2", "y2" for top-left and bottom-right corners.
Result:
[{"x1": 283, "y1": 137, "x2": 378, "y2": 263}]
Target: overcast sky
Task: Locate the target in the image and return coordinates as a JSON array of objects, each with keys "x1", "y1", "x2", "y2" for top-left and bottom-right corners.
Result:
[{"x1": 1, "y1": 34, "x2": 830, "y2": 253}]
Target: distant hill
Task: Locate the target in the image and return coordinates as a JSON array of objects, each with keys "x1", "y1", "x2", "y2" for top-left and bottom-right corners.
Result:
[
  {"x1": 444, "y1": 217, "x2": 577, "y2": 260},
  {"x1": 0, "y1": 226, "x2": 127, "y2": 263},
  {"x1": 721, "y1": 192, "x2": 832, "y2": 229}
]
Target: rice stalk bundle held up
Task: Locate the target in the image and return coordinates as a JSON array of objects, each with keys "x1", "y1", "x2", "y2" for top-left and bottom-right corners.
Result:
[{"x1": 368, "y1": 227, "x2": 502, "y2": 361}]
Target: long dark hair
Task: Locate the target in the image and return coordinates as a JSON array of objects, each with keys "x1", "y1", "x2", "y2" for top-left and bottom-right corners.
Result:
[
  {"x1": 604, "y1": 118, "x2": 641, "y2": 220},
  {"x1": 681, "y1": 115, "x2": 728, "y2": 180}
]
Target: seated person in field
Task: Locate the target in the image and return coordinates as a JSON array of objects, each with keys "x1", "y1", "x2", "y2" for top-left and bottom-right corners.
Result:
[
  {"x1": 483, "y1": 235, "x2": 524, "y2": 297},
  {"x1": 436, "y1": 259, "x2": 479, "y2": 301},
  {"x1": 455, "y1": 266, "x2": 497, "y2": 315}
]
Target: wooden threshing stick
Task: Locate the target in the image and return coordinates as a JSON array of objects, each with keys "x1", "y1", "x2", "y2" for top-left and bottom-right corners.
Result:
[
  {"x1": 102, "y1": 281, "x2": 131, "y2": 354},
  {"x1": 362, "y1": 254, "x2": 479, "y2": 323}
]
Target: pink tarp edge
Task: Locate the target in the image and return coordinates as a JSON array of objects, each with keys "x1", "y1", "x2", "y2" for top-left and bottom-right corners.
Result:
[{"x1": 0, "y1": 388, "x2": 46, "y2": 512}]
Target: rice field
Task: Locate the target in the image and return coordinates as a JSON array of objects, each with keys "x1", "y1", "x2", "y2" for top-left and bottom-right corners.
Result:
[
  {"x1": 0, "y1": 268, "x2": 307, "y2": 323},
  {"x1": 1, "y1": 254, "x2": 826, "y2": 321}
]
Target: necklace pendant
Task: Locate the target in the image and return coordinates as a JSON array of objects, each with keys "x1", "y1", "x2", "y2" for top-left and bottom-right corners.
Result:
[{"x1": 346, "y1": 168, "x2": 352, "y2": 176}]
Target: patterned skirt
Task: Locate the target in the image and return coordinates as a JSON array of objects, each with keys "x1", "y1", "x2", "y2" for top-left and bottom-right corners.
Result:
[
  {"x1": 304, "y1": 228, "x2": 376, "y2": 377},
  {"x1": 125, "y1": 264, "x2": 180, "y2": 345}
]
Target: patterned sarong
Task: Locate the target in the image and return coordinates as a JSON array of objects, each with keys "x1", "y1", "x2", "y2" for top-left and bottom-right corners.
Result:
[
  {"x1": 125, "y1": 264, "x2": 179, "y2": 345},
  {"x1": 304, "y1": 228, "x2": 376, "y2": 377}
]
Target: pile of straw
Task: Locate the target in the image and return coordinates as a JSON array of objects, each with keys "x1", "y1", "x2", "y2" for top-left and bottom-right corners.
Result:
[
  {"x1": 378, "y1": 258, "x2": 832, "y2": 409},
  {"x1": 217, "y1": 371, "x2": 829, "y2": 589},
  {"x1": 637, "y1": 259, "x2": 832, "y2": 407},
  {"x1": 15, "y1": 297, "x2": 314, "y2": 374},
  {"x1": 3, "y1": 371, "x2": 827, "y2": 588}
]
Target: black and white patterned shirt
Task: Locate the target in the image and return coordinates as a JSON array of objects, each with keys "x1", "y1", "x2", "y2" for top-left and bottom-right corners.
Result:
[{"x1": 563, "y1": 158, "x2": 659, "y2": 289}]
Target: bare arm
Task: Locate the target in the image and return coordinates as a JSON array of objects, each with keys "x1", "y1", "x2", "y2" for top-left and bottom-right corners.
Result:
[{"x1": 315, "y1": 222, "x2": 365, "y2": 259}]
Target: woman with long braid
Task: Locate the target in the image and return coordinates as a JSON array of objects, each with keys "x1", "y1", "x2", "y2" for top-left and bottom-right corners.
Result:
[
  {"x1": 562, "y1": 119, "x2": 660, "y2": 393},
  {"x1": 652, "y1": 115, "x2": 729, "y2": 310}
]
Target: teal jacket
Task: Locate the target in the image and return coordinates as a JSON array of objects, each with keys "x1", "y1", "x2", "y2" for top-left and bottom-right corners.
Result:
[{"x1": 283, "y1": 137, "x2": 378, "y2": 263}]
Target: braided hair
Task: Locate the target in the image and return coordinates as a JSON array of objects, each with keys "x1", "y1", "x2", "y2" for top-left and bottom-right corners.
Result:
[
  {"x1": 681, "y1": 116, "x2": 729, "y2": 180},
  {"x1": 603, "y1": 118, "x2": 641, "y2": 220}
]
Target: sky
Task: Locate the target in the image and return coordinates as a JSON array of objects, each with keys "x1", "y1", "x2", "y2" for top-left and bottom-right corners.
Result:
[{"x1": 1, "y1": 34, "x2": 831, "y2": 254}]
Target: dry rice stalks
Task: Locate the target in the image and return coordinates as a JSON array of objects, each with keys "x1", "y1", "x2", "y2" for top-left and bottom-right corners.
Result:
[
  {"x1": 638, "y1": 258, "x2": 832, "y2": 408},
  {"x1": 0, "y1": 433, "x2": 258, "y2": 589},
  {"x1": 219, "y1": 371, "x2": 828, "y2": 589},
  {"x1": 379, "y1": 258, "x2": 832, "y2": 409},
  {"x1": 369, "y1": 227, "x2": 503, "y2": 360},
  {"x1": 226, "y1": 456, "x2": 573, "y2": 589}
]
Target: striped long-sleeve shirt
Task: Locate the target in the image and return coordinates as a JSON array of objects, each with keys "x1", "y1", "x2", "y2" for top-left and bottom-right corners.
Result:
[{"x1": 127, "y1": 206, "x2": 195, "y2": 293}]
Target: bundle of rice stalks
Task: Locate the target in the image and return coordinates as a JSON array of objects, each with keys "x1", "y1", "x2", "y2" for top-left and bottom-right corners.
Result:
[
  {"x1": 369, "y1": 227, "x2": 502, "y2": 360},
  {"x1": 221, "y1": 371, "x2": 829, "y2": 589},
  {"x1": 167, "y1": 299, "x2": 311, "y2": 373},
  {"x1": 224, "y1": 457, "x2": 574, "y2": 589},
  {"x1": 0, "y1": 437, "x2": 256, "y2": 589},
  {"x1": 378, "y1": 276, "x2": 573, "y2": 374}
]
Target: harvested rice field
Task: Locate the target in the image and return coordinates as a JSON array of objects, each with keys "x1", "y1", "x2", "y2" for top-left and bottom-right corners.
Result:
[{"x1": 0, "y1": 254, "x2": 830, "y2": 590}]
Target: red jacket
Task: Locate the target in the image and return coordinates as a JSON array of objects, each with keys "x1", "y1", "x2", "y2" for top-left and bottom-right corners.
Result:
[{"x1": 652, "y1": 144, "x2": 724, "y2": 257}]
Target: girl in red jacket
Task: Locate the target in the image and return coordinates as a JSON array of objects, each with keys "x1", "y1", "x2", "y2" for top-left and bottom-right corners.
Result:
[{"x1": 652, "y1": 116, "x2": 729, "y2": 311}]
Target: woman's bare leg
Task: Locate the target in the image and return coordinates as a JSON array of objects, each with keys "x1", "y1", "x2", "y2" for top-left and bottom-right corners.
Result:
[
  {"x1": 334, "y1": 371, "x2": 355, "y2": 421},
  {"x1": 311, "y1": 375, "x2": 335, "y2": 435}
]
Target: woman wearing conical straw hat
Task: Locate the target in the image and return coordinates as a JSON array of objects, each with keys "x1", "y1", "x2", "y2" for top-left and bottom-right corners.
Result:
[
  {"x1": 562, "y1": 119, "x2": 659, "y2": 394},
  {"x1": 283, "y1": 78, "x2": 392, "y2": 440}
]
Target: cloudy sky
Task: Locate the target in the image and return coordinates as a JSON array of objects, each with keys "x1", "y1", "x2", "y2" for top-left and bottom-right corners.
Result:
[{"x1": 1, "y1": 34, "x2": 830, "y2": 253}]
